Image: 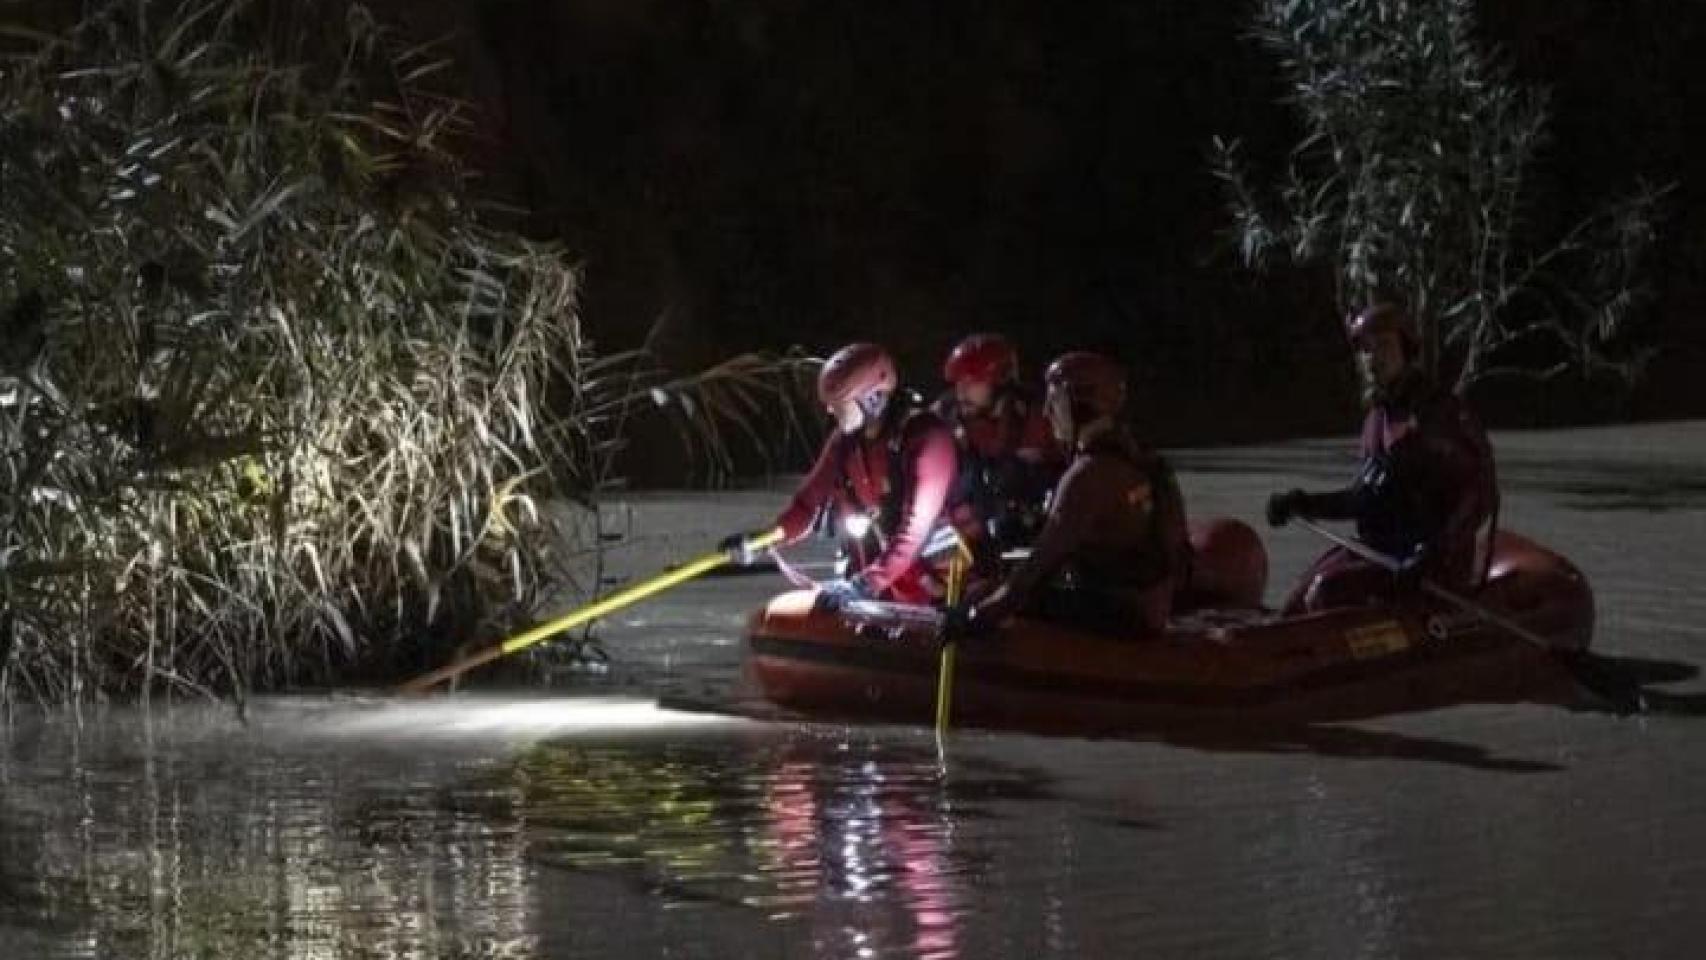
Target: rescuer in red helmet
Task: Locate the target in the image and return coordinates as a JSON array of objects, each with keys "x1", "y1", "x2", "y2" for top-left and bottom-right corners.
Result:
[
  {"x1": 942, "y1": 351, "x2": 1192, "y2": 639},
  {"x1": 933, "y1": 333, "x2": 1064, "y2": 565},
  {"x1": 1266, "y1": 303, "x2": 1499, "y2": 612},
  {"x1": 720, "y1": 343, "x2": 961, "y2": 608}
]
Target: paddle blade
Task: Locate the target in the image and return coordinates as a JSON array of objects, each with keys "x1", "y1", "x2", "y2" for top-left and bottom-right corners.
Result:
[{"x1": 1555, "y1": 650, "x2": 1647, "y2": 716}]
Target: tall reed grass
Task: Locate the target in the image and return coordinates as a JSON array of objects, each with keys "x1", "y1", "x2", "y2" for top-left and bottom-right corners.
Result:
[{"x1": 0, "y1": 0, "x2": 817, "y2": 707}]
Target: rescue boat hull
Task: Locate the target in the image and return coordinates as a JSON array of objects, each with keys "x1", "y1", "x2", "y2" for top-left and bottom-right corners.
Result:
[{"x1": 744, "y1": 530, "x2": 1594, "y2": 731}]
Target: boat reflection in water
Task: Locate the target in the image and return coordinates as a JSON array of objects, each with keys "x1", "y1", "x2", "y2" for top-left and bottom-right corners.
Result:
[
  {"x1": 758, "y1": 749, "x2": 960, "y2": 959},
  {"x1": 512, "y1": 724, "x2": 972, "y2": 959},
  {"x1": 2, "y1": 697, "x2": 995, "y2": 959},
  {"x1": 5, "y1": 688, "x2": 1224, "y2": 959}
]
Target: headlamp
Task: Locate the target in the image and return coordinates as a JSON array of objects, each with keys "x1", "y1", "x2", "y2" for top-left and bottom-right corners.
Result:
[{"x1": 843, "y1": 513, "x2": 874, "y2": 539}]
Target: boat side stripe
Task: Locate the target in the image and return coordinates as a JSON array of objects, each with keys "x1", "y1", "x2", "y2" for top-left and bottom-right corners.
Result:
[{"x1": 748, "y1": 631, "x2": 1515, "y2": 708}]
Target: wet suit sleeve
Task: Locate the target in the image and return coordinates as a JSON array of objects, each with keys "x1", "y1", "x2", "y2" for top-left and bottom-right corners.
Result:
[
  {"x1": 972, "y1": 460, "x2": 1098, "y2": 624},
  {"x1": 1299, "y1": 410, "x2": 1381, "y2": 521},
  {"x1": 860, "y1": 423, "x2": 959, "y2": 594},
  {"x1": 1299, "y1": 487, "x2": 1360, "y2": 521},
  {"x1": 772, "y1": 434, "x2": 843, "y2": 543}
]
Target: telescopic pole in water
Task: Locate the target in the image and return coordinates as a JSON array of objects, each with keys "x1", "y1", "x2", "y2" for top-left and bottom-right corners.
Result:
[
  {"x1": 397, "y1": 527, "x2": 786, "y2": 694},
  {"x1": 934, "y1": 541, "x2": 973, "y2": 735}
]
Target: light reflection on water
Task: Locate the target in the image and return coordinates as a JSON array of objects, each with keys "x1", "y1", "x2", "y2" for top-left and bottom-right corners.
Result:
[
  {"x1": 4, "y1": 687, "x2": 1706, "y2": 959},
  {"x1": 514, "y1": 725, "x2": 979, "y2": 960},
  {"x1": 9, "y1": 428, "x2": 1706, "y2": 958},
  {"x1": 1, "y1": 700, "x2": 544, "y2": 959},
  {"x1": 0, "y1": 697, "x2": 1035, "y2": 960}
]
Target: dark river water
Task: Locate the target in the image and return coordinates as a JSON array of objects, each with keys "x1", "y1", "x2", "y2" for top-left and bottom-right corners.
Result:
[{"x1": 5, "y1": 424, "x2": 1706, "y2": 959}]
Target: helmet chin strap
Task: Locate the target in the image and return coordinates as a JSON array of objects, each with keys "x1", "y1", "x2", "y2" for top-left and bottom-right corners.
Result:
[
  {"x1": 1045, "y1": 387, "x2": 1074, "y2": 444},
  {"x1": 856, "y1": 388, "x2": 889, "y2": 423}
]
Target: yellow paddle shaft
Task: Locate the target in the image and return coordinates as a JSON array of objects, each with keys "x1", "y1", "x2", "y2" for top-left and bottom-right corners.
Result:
[
  {"x1": 399, "y1": 527, "x2": 784, "y2": 693},
  {"x1": 934, "y1": 538, "x2": 973, "y2": 733},
  {"x1": 934, "y1": 643, "x2": 958, "y2": 731}
]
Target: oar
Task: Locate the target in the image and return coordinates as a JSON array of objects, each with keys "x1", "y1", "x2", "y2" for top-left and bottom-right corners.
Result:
[
  {"x1": 934, "y1": 541, "x2": 973, "y2": 734},
  {"x1": 398, "y1": 527, "x2": 785, "y2": 694},
  {"x1": 1295, "y1": 519, "x2": 1644, "y2": 714}
]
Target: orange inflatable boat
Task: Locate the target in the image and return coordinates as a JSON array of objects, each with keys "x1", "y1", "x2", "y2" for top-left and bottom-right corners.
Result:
[{"x1": 745, "y1": 522, "x2": 1594, "y2": 731}]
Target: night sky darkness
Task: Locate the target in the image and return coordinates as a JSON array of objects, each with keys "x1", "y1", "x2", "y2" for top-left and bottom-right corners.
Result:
[{"x1": 317, "y1": 2, "x2": 1706, "y2": 450}]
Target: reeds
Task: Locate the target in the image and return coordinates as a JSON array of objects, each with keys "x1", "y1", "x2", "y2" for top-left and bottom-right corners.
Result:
[
  {"x1": 1210, "y1": 0, "x2": 1670, "y2": 391},
  {"x1": 0, "y1": 0, "x2": 815, "y2": 706}
]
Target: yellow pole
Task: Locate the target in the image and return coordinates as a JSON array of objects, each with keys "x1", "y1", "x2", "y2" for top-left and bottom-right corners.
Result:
[
  {"x1": 934, "y1": 539, "x2": 973, "y2": 733},
  {"x1": 398, "y1": 527, "x2": 784, "y2": 694}
]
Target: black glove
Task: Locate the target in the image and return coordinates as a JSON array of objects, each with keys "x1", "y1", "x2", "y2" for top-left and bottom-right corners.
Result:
[
  {"x1": 1393, "y1": 544, "x2": 1429, "y2": 595},
  {"x1": 813, "y1": 576, "x2": 870, "y2": 612},
  {"x1": 718, "y1": 531, "x2": 763, "y2": 565},
  {"x1": 1265, "y1": 489, "x2": 1309, "y2": 528}
]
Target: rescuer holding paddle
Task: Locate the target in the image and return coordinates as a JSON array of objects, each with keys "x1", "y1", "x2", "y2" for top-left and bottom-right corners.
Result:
[
  {"x1": 1266, "y1": 303, "x2": 1499, "y2": 612},
  {"x1": 720, "y1": 343, "x2": 961, "y2": 608},
  {"x1": 940, "y1": 351, "x2": 1191, "y2": 639}
]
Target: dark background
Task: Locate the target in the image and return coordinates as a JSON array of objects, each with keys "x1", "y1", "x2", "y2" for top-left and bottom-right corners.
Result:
[
  {"x1": 428, "y1": 0, "x2": 1705, "y2": 444},
  {"x1": 425, "y1": 0, "x2": 1364, "y2": 453},
  {"x1": 43, "y1": 2, "x2": 1706, "y2": 464}
]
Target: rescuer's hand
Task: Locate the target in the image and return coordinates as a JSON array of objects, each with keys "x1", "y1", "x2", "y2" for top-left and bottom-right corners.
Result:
[
  {"x1": 813, "y1": 576, "x2": 870, "y2": 612},
  {"x1": 718, "y1": 531, "x2": 764, "y2": 565},
  {"x1": 1265, "y1": 489, "x2": 1309, "y2": 528}
]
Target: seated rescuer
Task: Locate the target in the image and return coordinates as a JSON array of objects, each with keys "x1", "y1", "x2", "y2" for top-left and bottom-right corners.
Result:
[
  {"x1": 943, "y1": 352, "x2": 1192, "y2": 639},
  {"x1": 720, "y1": 343, "x2": 961, "y2": 608},
  {"x1": 1266, "y1": 303, "x2": 1499, "y2": 613},
  {"x1": 932, "y1": 333, "x2": 1065, "y2": 571}
]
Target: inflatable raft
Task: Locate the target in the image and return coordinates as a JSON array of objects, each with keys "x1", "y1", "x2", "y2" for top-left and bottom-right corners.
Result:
[{"x1": 745, "y1": 526, "x2": 1594, "y2": 731}]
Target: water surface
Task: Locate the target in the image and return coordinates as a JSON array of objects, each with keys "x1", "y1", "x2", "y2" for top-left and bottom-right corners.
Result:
[{"x1": 5, "y1": 424, "x2": 1706, "y2": 959}]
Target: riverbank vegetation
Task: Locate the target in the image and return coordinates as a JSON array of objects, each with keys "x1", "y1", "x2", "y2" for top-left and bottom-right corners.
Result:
[
  {"x1": 1212, "y1": 0, "x2": 1671, "y2": 392},
  {"x1": 0, "y1": 0, "x2": 813, "y2": 708}
]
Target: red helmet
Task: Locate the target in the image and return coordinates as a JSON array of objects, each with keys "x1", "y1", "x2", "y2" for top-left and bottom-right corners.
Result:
[
  {"x1": 1344, "y1": 303, "x2": 1418, "y2": 350},
  {"x1": 942, "y1": 333, "x2": 1018, "y2": 385},
  {"x1": 818, "y1": 343, "x2": 898, "y2": 408},
  {"x1": 1045, "y1": 351, "x2": 1125, "y2": 417}
]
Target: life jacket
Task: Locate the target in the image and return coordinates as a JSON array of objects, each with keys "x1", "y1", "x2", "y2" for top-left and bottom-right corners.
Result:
[
  {"x1": 833, "y1": 392, "x2": 961, "y2": 579},
  {"x1": 1354, "y1": 376, "x2": 1499, "y2": 585},
  {"x1": 934, "y1": 384, "x2": 1051, "y2": 550},
  {"x1": 1063, "y1": 425, "x2": 1189, "y2": 593}
]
